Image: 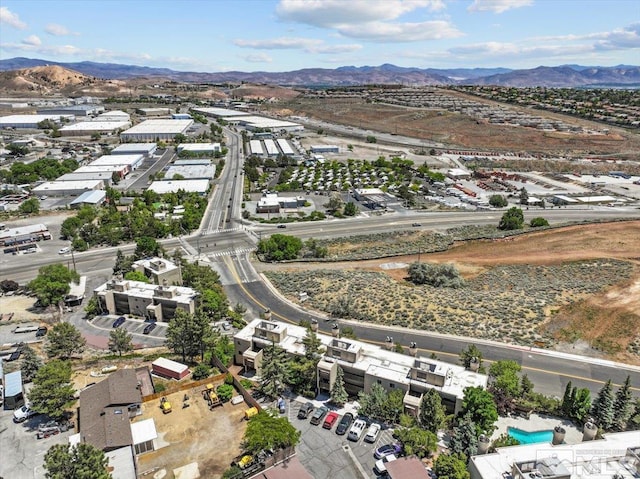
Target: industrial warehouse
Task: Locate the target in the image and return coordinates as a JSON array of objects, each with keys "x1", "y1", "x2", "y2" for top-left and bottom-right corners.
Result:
[{"x1": 120, "y1": 119, "x2": 193, "y2": 141}]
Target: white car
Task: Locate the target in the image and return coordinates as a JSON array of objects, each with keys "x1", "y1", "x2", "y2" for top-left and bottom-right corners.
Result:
[
  {"x1": 374, "y1": 454, "x2": 397, "y2": 475},
  {"x1": 59, "y1": 247, "x2": 70, "y2": 255},
  {"x1": 347, "y1": 419, "x2": 367, "y2": 442},
  {"x1": 364, "y1": 422, "x2": 381, "y2": 443},
  {"x1": 13, "y1": 404, "x2": 36, "y2": 423}
]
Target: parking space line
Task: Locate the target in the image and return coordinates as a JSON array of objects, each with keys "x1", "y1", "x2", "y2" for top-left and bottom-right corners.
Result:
[{"x1": 342, "y1": 445, "x2": 370, "y2": 479}]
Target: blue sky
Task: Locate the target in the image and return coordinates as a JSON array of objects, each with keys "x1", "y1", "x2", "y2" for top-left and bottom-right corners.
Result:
[{"x1": 1, "y1": 0, "x2": 638, "y2": 72}]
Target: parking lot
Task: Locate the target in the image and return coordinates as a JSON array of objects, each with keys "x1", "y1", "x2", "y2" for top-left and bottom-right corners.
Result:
[
  {"x1": 0, "y1": 405, "x2": 75, "y2": 479},
  {"x1": 287, "y1": 399, "x2": 396, "y2": 479},
  {"x1": 90, "y1": 314, "x2": 168, "y2": 342}
]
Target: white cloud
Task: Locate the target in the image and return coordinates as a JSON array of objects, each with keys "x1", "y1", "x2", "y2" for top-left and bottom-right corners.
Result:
[
  {"x1": 276, "y1": 0, "x2": 445, "y2": 27},
  {"x1": 0, "y1": 7, "x2": 27, "y2": 29},
  {"x1": 45, "y1": 23, "x2": 78, "y2": 36},
  {"x1": 22, "y1": 35, "x2": 41, "y2": 46},
  {"x1": 244, "y1": 53, "x2": 273, "y2": 63},
  {"x1": 234, "y1": 36, "x2": 362, "y2": 54},
  {"x1": 234, "y1": 37, "x2": 321, "y2": 50},
  {"x1": 336, "y1": 20, "x2": 462, "y2": 42},
  {"x1": 594, "y1": 23, "x2": 640, "y2": 50},
  {"x1": 468, "y1": 0, "x2": 533, "y2": 14}
]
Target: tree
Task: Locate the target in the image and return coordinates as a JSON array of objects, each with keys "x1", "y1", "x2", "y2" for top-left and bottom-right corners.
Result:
[
  {"x1": 302, "y1": 328, "x2": 322, "y2": 361},
  {"x1": 449, "y1": 411, "x2": 478, "y2": 458},
  {"x1": 488, "y1": 195, "x2": 508, "y2": 208},
  {"x1": 19, "y1": 197, "x2": 40, "y2": 214},
  {"x1": 519, "y1": 187, "x2": 529, "y2": 205},
  {"x1": 324, "y1": 194, "x2": 344, "y2": 213},
  {"x1": 407, "y1": 262, "x2": 465, "y2": 288},
  {"x1": 108, "y1": 328, "x2": 133, "y2": 356},
  {"x1": 521, "y1": 374, "x2": 534, "y2": 398},
  {"x1": 343, "y1": 201, "x2": 358, "y2": 216},
  {"x1": 572, "y1": 388, "x2": 592, "y2": 423},
  {"x1": 613, "y1": 376, "x2": 633, "y2": 431},
  {"x1": 45, "y1": 322, "x2": 86, "y2": 360},
  {"x1": 394, "y1": 425, "x2": 437, "y2": 458},
  {"x1": 28, "y1": 264, "x2": 80, "y2": 309},
  {"x1": 44, "y1": 443, "x2": 111, "y2": 479},
  {"x1": 459, "y1": 344, "x2": 483, "y2": 371},
  {"x1": 29, "y1": 360, "x2": 75, "y2": 421},
  {"x1": 561, "y1": 381, "x2": 573, "y2": 416},
  {"x1": 434, "y1": 453, "x2": 470, "y2": 479},
  {"x1": 165, "y1": 309, "x2": 213, "y2": 362},
  {"x1": 490, "y1": 433, "x2": 520, "y2": 451},
  {"x1": 21, "y1": 344, "x2": 43, "y2": 382},
  {"x1": 461, "y1": 386, "x2": 498, "y2": 436},
  {"x1": 591, "y1": 379, "x2": 614, "y2": 430},
  {"x1": 260, "y1": 342, "x2": 290, "y2": 399},
  {"x1": 489, "y1": 360, "x2": 522, "y2": 398},
  {"x1": 366, "y1": 135, "x2": 377, "y2": 143},
  {"x1": 257, "y1": 234, "x2": 303, "y2": 261},
  {"x1": 357, "y1": 383, "x2": 388, "y2": 420},
  {"x1": 123, "y1": 271, "x2": 149, "y2": 283},
  {"x1": 330, "y1": 366, "x2": 348, "y2": 406},
  {"x1": 419, "y1": 389, "x2": 446, "y2": 433},
  {"x1": 134, "y1": 236, "x2": 162, "y2": 259},
  {"x1": 498, "y1": 207, "x2": 524, "y2": 231},
  {"x1": 243, "y1": 411, "x2": 301, "y2": 454},
  {"x1": 530, "y1": 217, "x2": 549, "y2": 227}
]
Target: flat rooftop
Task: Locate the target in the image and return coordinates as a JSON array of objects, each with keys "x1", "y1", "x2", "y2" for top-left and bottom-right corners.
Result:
[
  {"x1": 60, "y1": 121, "x2": 130, "y2": 132},
  {"x1": 122, "y1": 119, "x2": 193, "y2": 134},
  {"x1": 94, "y1": 280, "x2": 197, "y2": 304},
  {"x1": 191, "y1": 107, "x2": 249, "y2": 117}
]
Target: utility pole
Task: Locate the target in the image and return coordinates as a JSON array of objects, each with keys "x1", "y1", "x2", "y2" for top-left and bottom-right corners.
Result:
[{"x1": 70, "y1": 248, "x2": 77, "y2": 272}]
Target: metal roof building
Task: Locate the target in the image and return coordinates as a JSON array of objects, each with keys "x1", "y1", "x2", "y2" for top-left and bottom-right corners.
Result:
[
  {"x1": 263, "y1": 139, "x2": 279, "y2": 156},
  {"x1": 90, "y1": 154, "x2": 144, "y2": 170},
  {"x1": 58, "y1": 171, "x2": 116, "y2": 186},
  {"x1": 147, "y1": 179, "x2": 209, "y2": 195},
  {"x1": 276, "y1": 139, "x2": 295, "y2": 156},
  {"x1": 190, "y1": 107, "x2": 249, "y2": 118},
  {"x1": 0, "y1": 114, "x2": 73, "y2": 129},
  {"x1": 226, "y1": 115, "x2": 303, "y2": 132},
  {"x1": 249, "y1": 140, "x2": 264, "y2": 156},
  {"x1": 111, "y1": 143, "x2": 157, "y2": 158},
  {"x1": 3, "y1": 370, "x2": 24, "y2": 409},
  {"x1": 69, "y1": 190, "x2": 107, "y2": 208},
  {"x1": 59, "y1": 121, "x2": 131, "y2": 136},
  {"x1": 32, "y1": 179, "x2": 104, "y2": 196},
  {"x1": 165, "y1": 164, "x2": 215, "y2": 180},
  {"x1": 120, "y1": 119, "x2": 193, "y2": 142},
  {"x1": 37, "y1": 105, "x2": 105, "y2": 117},
  {"x1": 94, "y1": 110, "x2": 130, "y2": 122},
  {"x1": 176, "y1": 143, "x2": 221, "y2": 153}
]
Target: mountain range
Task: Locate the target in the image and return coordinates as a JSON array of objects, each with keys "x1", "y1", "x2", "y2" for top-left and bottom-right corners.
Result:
[{"x1": 0, "y1": 57, "x2": 639, "y2": 88}]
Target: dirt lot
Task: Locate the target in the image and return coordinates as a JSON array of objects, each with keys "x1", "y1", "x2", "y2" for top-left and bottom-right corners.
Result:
[
  {"x1": 136, "y1": 383, "x2": 248, "y2": 479},
  {"x1": 257, "y1": 221, "x2": 640, "y2": 363},
  {"x1": 0, "y1": 294, "x2": 43, "y2": 321},
  {"x1": 270, "y1": 96, "x2": 640, "y2": 158}
]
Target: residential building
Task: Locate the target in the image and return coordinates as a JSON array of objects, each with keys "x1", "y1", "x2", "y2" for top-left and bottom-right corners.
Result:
[
  {"x1": 234, "y1": 319, "x2": 487, "y2": 414},
  {"x1": 94, "y1": 279, "x2": 198, "y2": 321},
  {"x1": 470, "y1": 430, "x2": 640, "y2": 479},
  {"x1": 131, "y1": 257, "x2": 183, "y2": 286}
]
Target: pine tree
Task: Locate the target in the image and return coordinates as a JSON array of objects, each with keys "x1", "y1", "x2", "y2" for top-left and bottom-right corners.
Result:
[
  {"x1": 259, "y1": 342, "x2": 290, "y2": 400},
  {"x1": 20, "y1": 344, "x2": 43, "y2": 382},
  {"x1": 572, "y1": 388, "x2": 591, "y2": 423},
  {"x1": 612, "y1": 376, "x2": 633, "y2": 431},
  {"x1": 561, "y1": 381, "x2": 573, "y2": 416},
  {"x1": 419, "y1": 389, "x2": 446, "y2": 433},
  {"x1": 591, "y1": 380, "x2": 614, "y2": 430},
  {"x1": 449, "y1": 411, "x2": 478, "y2": 458},
  {"x1": 330, "y1": 366, "x2": 348, "y2": 406}
]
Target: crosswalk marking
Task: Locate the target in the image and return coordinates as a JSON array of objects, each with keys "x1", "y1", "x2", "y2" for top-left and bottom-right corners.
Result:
[{"x1": 207, "y1": 247, "x2": 256, "y2": 258}]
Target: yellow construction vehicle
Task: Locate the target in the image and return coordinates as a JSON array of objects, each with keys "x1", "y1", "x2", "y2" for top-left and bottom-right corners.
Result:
[{"x1": 160, "y1": 396, "x2": 172, "y2": 414}]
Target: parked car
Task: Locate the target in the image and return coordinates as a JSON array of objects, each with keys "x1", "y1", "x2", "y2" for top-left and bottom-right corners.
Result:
[
  {"x1": 374, "y1": 443, "x2": 403, "y2": 460},
  {"x1": 323, "y1": 411, "x2": 340, "y2": 430},
  {"x1": 35, "y1": 326, "x2": 48, "y2": 337},
  {"x1": 297, "y1": 402, "x2": 315, "y2": 419},
  {"x1": 347, "y1": 419, "x2": 367, "y2": 442},
  {"x1": 276, "y1": 224, "x2": 287, "y2": 228},
  {"x1": 58, "y1": 247, "x2": 70, "y2": 255},
  {"x1": 13, "y1": 404, "x2": 36, "y2": 423},
  {"x1": 374, "y1": 454, "x2": 397, "y2": 475},
  {"x1": 143, "y1": 322, "x2": 156, "y2": 335},
  {"x1": 336, "y1": 412, "x2": 354, "y2": 435},
  {"x1": 112, "y1": 316, "x2": 126, "y2": 328},
  {"x1": 309, "y1": 406, "x2": 329, "y2": 425},
  {"x1": 364, "y1": 423, "x2": 381, "y2": 443}
]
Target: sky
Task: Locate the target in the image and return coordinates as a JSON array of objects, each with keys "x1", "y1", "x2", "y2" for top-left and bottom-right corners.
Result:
[{"x1": 0, "y1": 0, "x2": 638, "y2": 73}]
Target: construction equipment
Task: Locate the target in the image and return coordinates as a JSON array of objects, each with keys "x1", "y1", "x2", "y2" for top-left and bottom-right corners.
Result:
[
  {"x1": 244, "y1": 406, "x2": 258, "y2": 420},
  {"x1": 160, "y1": 397, "x2": 172, "y2": 414},
  {"x1": 202, "y1": 384, "x2": 222, "y2": 409}
]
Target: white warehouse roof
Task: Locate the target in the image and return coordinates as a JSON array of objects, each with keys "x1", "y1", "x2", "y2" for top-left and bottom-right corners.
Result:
[
  {"x1": 122, "y1": 119, "x2": 193, "y2": 135},
  {"x1": 147, "y1": 179, "x2": 209, "y2": 194},
  {"x1": 59, "y1": 121, "x2": 130, "y2": 133},
  {"x1": 90, "y1": 154, "x2": 144, "y2": 167},
  {"x1": 191, "y1": 107, "x2": 249, "y2": 117},
  {"x1": 176, "y1": 143, "x2": 221, "y2": 153}
]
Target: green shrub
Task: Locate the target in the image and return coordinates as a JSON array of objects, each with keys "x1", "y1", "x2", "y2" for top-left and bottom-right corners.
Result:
[
  {"x1": 192, "y1": 363, "x2": 211, "y2": 380},
  {"x1": 225, "y1": 373, "x2": 234, "y2": 385},
  {"x1": 530, "y1": 217, "x2": 549, "y2": 227},
  {"x1": 216, "y1": 383, "x2": 235, "y2": 402},
  {"x1": 154, "y1": 381, "x2": 166, "y2": 393}
]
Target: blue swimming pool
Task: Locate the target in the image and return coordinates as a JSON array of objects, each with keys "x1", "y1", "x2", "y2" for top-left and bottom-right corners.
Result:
[{"x1": 507, "y1": 427, "x2": 554, "y2": 445}]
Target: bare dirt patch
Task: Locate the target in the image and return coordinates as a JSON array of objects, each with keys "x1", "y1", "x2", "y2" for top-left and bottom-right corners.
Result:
[
  {"x1": 257, "y1": 221, "x2": 640, "y2": 363},
  {"x1": 136, "y1": 383, "x2": 247, "y2": 479},
  {"x1": 272, "y1": 97, "x2": 640, "y2": 157}
]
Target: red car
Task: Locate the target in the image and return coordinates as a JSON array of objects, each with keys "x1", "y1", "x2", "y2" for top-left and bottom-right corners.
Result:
[{"x1": 323, "y1": 411, "x2": 339, "y2": 430}]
